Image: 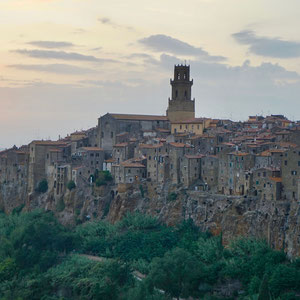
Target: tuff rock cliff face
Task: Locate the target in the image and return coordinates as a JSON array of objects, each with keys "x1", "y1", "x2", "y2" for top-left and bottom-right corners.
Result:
[{"x1": 1, "y1": 181, "x2": 300, "y2": 257}]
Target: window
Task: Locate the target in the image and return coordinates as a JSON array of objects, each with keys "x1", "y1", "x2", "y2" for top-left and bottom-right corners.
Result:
[
  {"x1": 184, "y1": 90, "x2": 187, "y2": 98},
  {"x1": 175, "y1": 90, "x2": 178, "y2": 98},
  {"x1": 291, "y1": 171, "x2": 297, "y2": 175},
  {"x1": 111, "y1": 132, "x2": 114, "y2": 138},
  {"x1": 101, "y1": 131, "x2": 104, "y2": 138},
  {"x1": 285, "y1": 160, "x2": 287, "y2": 166},
  {"x1": 180, "y1": 125, "x2": 182, "y2": 130},
  {"x1": 258, "y1": 172, "x2": 261, "y2": 177},
  {"x1": 128, "y1": 169, "x2": 131, "y2": 173},
  {"x1": 149, "y1": 156, "x2": 151, "y2": 160},
  {"x1": 263, "y1": 172, "x2": 266, "y2": 177},
  {"x1": 177, "y1": 73, "x2": 180, "y2": 80},
  {"x1": 256, "y1": 181, "x2": 259, "y2": 185},
  {"x1": 298, "y1": 161, "x2": 300, "y2": 167}
]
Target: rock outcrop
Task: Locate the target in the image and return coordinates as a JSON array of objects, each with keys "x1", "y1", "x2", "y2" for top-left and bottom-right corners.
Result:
[{"x1": 1, "y1": 181, "x2": 300, "y2": 257}]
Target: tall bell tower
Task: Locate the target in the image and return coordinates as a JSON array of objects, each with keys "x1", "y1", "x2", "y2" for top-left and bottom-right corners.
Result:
[{"x1": 166, "y1": 65, "x2": 195, "y2": 122}]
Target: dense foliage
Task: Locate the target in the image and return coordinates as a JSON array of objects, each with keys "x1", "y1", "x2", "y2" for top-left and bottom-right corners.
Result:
[{"x1": 0, "y1": 210, "x2": 300, "y2": 299}]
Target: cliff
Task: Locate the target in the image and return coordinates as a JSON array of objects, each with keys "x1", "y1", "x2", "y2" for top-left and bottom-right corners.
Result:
[{"x1": 1, "y1": 181, "x2": 300, "y2": 257}]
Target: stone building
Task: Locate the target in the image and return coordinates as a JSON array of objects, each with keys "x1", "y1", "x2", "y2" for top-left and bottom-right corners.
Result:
[
  {"x1": 138, "y1": 143, "x2": 169, "y2": 183},
  {"x1": 98, "y1": 113, "x2": 169, "y2": 152},
  {"x1": 0, "y1": 148, "x2": 29, "y2": 187},
  {"x1": 112, "y1": 142, "x2": 135, "y2": 164},
  {"x1": 75, "y1": 147, "x2": 105, "y2": 179},
  {"x1": 220, "y1": 151, "x2": 255, "y2": 195},
  {"x1": 28, "y1": 141, "x2": 70, "y2": 193},
  {"x1": 171, "y1": 118, "x2": 205, "y2": 135},
  {"x1": 252, "y1": 167, "x2": 281, "y2": 200},
  {"x1": 168, "y1": 143, "x2": 194, "y2": 184},
  {"x1": 201, "y1": 155, "x2": 219, "y2": 191},
  {"x1": 181, "y1": 154, "x2": 203, "y2": 188},
  {"x1": 166, "y1": 65, "x2": 195, "y2": 122},
  {"x1": 281, "y1": 147, "x2": 300, "y2": 200},
  {"x1": 112, "y1": 159, "x2": 146, "y2": 184}
]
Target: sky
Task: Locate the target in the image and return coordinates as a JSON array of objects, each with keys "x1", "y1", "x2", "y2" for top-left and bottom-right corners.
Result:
[{"x1": 1, "y1": 0, "x2": 300, "y2": 148}]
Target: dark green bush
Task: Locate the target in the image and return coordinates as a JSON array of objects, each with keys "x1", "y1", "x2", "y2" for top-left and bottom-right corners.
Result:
[
  {"x1": 67, "y1": 180, "x2": 76, "y2": 191},
  {"x1": 36, "y1": 179, "x2": 48, "y2": 193}
]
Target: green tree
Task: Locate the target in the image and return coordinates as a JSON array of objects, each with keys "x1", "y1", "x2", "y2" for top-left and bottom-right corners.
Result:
[
  {"x1": 258, "y1": 274, "x2": 270, "y2": 300},
  {"x1": 36, "y1": 179, "x2": 48, "y2": 193},
  {"x1": 147, "y1": 248, "x2": 202, "y2": 299},
  {"x1": 67, "y1": 180, "x2": 76, "y2": 191}
]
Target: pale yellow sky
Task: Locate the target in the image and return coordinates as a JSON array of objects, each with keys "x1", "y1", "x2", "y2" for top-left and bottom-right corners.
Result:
[{"x1": 1, "y1": 0, "x2": 300, "y2": 147}]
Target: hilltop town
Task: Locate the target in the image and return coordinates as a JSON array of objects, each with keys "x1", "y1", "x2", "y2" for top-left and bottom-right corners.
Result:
[{"x1": 1, "y1": 65, "x2": 300, "y2": 254}]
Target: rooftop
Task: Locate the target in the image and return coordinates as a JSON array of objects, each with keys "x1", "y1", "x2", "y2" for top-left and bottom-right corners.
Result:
[{"x1": 109, "y1": 113, "x2": 168, "y2": 121}]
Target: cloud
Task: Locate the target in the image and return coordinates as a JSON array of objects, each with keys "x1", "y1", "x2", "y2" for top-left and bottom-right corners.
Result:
[
  {"x1": 13, "y1": 49, "x2": 117, "y2": 63},
  {"x1": 98, "y1": 17, "x2": 134, "y2": 31},
  {"x1": 232, "y1": 30, "x2": 300, "y2": 58},
  {"x1": 8, "y1": 64, "x2": 96, "y2": 74},
  {"x1": 2, "y1": 57, "x2": 300, "y2": 149},
  {"x1": 27, "y1": 41, "x2": 74, "y2": 49},
  {"x1": 139, "y1": 34, "x2": 226, "y2": 61},
  {"x1": 125, "y1": 53, "x2": 159, "y2": 65}
]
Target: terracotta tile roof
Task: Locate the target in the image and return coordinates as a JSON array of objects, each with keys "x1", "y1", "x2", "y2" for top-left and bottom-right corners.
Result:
[
  {"x1": 155, "y1": 128, "x2": 170, "y2": 133},
  {"x1": 81, "y1": 147, "x2": 104, "y2": 151},
  {"x1": 172, "y1": 118, "x2": 205, "y2": 124},
  {"x1": 185, "y1": 154, "x2": 204, "y2": 159},
  {"x1": 121, "y1": 161, "x2": 146, "y2": 168},
  {"x1": 139, "y1": 143, "x2": 163, "y2": 149},
  {"x1": 257, "y1": 150, "x2": 271, "y2": 157},
  {"x1": 169, "y1": 142, "x2": 192, "y2": 148},
  {"x1": 278, "y1": 142, "x2": 298, "y2": 148},
  {"x1": 32, "y1": 140, "x2": 68, "y2": 146},
  {"x1": 228, "y1": 151, "x2": 250, "y2": 156},
  {"x1": 73, "y1": 166, "x2": 84, "y2": 170},
  {"x1": 116, "y1": 132, "x2": 129, "y2": 137},
  {"x1": 105, "y1": 158, "x2": 115, "y2": 163},
  {"x1": 270, "y1": 177, "x2": 282, "y2": 183},
  {"x1": 114, "y1": 143, "x2": 128, "y2": 147},
  {"x1": 269, "y1": 149, "x2": 286, "y2": 153},
  {"x1": 110, "y1": 113, "x2": 168, "y2": 121}
]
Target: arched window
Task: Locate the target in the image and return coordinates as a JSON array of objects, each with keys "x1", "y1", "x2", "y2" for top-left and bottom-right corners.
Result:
[
  {"x1": 177, "y1": 73, "x2": 180, "y2": 80},
  {"x1": 183, "y1": 72, "x2": 187, "y2": 79},
  {"x1": 184, "y1": 90, "x2": 187, "y2": 98},
  {"x1": 175, "y1": 90, "x2": 178, "y2": 98}
]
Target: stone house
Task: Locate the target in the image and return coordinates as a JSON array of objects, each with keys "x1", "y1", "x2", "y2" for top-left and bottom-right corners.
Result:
[
  {"x1": 226, "y1": 151, "x2": 255, "y2": 195},
  {"x1": 98, "y1": 113, "x2": 169, "y2": 152},
  {"x1": 181, "y1": 154, "x2": 203, "y2": 188},
  {"x1": 112, "y1": 142, "x2": 135, "y2": 164},
  {"x1": 75, "y1": 147, "x2": 105, "y2": 180},
  {"x1": 168, "y1": 143, "x2": 194, "y2": 185},
  {"x1": 252, "y1": 167, "x2": 281, "y2": 200},
  {"x1": 171, "y1": 118, "x2": 205, "y2": 135},
  {"x1": 28, "y1": 141, "x2": 69, "y2": 193},
  {"x1": 112, "y1": 159, "x2": 146, "y2": 184},
  {"x1": 281, "y1": 147, "x2": 300, "y2": 200},
  {"x1": 201, "y1": 155, "x2": 219, "y2": 191}
]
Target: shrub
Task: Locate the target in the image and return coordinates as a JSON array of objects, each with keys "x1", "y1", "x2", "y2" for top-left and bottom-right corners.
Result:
[
  {"x1": 168, "y1": 192, "x2": 177, "y2": 201},
  {"x1": 36, "y1": 179, "x2": 48, "y2": 193},
  {"x1": 96, "y1": 178, "x2": 107, "y2": 187},
  {"x1": 67, "y1": 180, "x2": 76, "y2": 191}
]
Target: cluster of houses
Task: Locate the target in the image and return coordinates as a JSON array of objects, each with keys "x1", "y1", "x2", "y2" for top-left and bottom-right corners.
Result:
[{"x1": 1, "y1": 65, "x2": 300, "y2": 203}]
